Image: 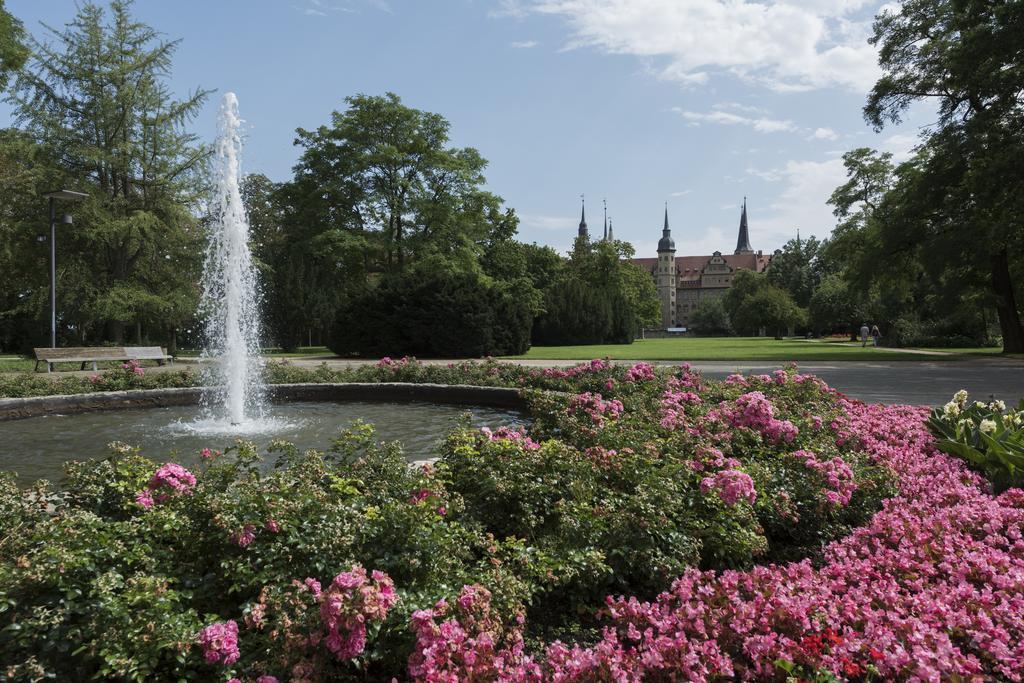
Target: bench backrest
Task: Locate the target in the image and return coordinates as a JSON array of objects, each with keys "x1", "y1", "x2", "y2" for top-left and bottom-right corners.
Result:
[
  {"x1": 124, "y1": 346, "x2": 169, "y2": 360},
  {"x1": 34, "y1": 346, "x2": 170, "y2": 361},
  {"x1": 34, "y1": 347, "x2": 127, "y2": 361}
]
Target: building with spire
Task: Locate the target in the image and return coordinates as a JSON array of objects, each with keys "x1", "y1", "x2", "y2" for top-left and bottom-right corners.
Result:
[
  {"x1": 578, "y1": 197, "x2": 588, "y2": 240},
  {"x1": 631, "y1": 200, "x2": 771, "y2": 329},
  {"x1": 735, "y1": 197, "x2": 753, "y2": 254}
]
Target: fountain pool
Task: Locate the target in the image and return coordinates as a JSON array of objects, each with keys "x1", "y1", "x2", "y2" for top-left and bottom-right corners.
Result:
[{"x1": 0, "y1": 401, "x2": 524, "y2": 484}]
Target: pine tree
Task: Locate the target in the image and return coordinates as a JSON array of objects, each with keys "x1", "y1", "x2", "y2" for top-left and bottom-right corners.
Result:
[{"x1": 10, "y1": 0, "x2": 210, "y2": 345}]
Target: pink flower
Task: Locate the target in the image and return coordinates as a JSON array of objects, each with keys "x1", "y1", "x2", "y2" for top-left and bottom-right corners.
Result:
[
  {"x1": 264, "y1": 518, "x2": 281, "y2": 533},
  {"x1": 409, "y1": 489, "x2": 433, "y2": 504},
  {"x1": 148, "y1": 462, "x2": 197, "y2": 494},
  {"x1": 317, "y1": 565, "x2": 397, "y2": 661},
  {"x1": 625, "y1": 362, "x2": 656, "y2": 382},
  {"x1": 231, "y1": 524, "x2": 256, "y2": 548},
  {"x1": 198, "y1": 620, "x2": 240, "y2": 665},
  {"x1": 135, "y1": 489, "x2": 154, "y2": 509},
  {"x1": 701, "y1": 469, "x2": 757, "y2": 506}
]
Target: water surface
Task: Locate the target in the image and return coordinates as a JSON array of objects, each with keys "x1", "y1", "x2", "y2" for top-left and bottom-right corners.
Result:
[{"x1": 0, "y1": 401, "x2": 523, "y2": 483}]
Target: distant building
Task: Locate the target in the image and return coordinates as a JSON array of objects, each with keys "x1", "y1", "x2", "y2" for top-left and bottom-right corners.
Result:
[{"x1": 630, "y1": 199, "x2": 770, "y2": 329}]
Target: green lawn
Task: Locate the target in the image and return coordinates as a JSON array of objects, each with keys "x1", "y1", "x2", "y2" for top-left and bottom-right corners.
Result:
[{"x1": 508, "y1": 337, "x2": 1002, "y2": 362}]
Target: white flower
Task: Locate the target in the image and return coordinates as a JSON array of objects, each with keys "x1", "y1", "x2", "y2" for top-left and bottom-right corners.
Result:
[
  {"x1": 989, "y1": 400, "x2": 1006, "y2": 412},
  {"x1": 943, "y1": 401, "x2": 961, "y2": 418},
  {"x1": 1003, "y1": 414, "x2": 1015, "y2": 426},
  {"x1": 979, "y1": 419, "x2": 997, "y2": 434},
  {"x1": 953, "y1": 389, "x2": 969, "y2": 406},
  {"x1": 975, "y1": 401, "x2": 987, "y2": 409}
]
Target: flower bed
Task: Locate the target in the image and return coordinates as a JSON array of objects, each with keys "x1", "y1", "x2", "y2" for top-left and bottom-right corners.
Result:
[{"x1": 0, "y1": 361, "x2": 1021, "y2": 681}]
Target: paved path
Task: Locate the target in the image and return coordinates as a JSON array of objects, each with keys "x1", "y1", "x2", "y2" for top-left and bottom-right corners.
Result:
[{"x1": 286, "y1": 357, "x2": 1024, "y2": 407}]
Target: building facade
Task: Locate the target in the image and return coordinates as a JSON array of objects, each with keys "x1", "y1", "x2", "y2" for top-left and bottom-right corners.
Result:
[{"x1": 631, "y1": 199, "x2": 770, "y2": 329}]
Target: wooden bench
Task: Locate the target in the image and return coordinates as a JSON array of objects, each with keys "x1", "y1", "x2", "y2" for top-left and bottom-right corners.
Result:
[{"x1": 33, "y1": 346, "x2": 174, "y2": 373}]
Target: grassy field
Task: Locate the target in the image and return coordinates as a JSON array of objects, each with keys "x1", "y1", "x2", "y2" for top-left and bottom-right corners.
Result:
[{"x1": 508, "y1": 337, "x2": 1010, "y2": 362}]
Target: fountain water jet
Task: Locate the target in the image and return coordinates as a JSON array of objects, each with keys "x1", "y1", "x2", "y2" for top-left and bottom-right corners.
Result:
[{"x1": 198, "y1": 92, "x2": 265, "y2": 427}]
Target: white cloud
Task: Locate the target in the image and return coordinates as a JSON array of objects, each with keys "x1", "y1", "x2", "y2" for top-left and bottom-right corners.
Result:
[
  {"x1": 520, "y1": 214, "x2": 578, "y2": 231},
  {"x1": 291, "y1": 0, "x2": 361, "y2": 15},
  {"x1": 809, "y1": 127, "x2": 840, "y2": 140},
  {"x1": 491, "y1": 0, "x2": 530, "y2": 17},
  {"x1": 517, "y1": 0, "x2": 882, "y2": 92},
  {"x1": 674, "y1": 108, "x2": 798, "y2": 133},
  {"x1": 669, "y1": 189, "x2": 692, "y2": 197},
  {"x1": 752, "y1": 156, "x2": 848, "y2": 245},
  {"x1": 746, "y1": 166, "x2": 784, "y2": 182},
  {"x1": 510, "y1": 40, "x2": 539, "y2": 48},
  {"x1": 713, "y1": 102, "x2": 769, "y2": 115},
  {"x1": 880, "y1": 132, "x2": 919, "y2": 161}
]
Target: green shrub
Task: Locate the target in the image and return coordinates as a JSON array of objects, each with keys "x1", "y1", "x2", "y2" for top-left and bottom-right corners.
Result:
[
  {"x1": 328, "y1": 270, "x2": 535, "y2": 358},
  {"x1": 0, "y1": 362, "x2": 898, "y2": 679},
  {"x1": 926, "y1": 390, "x2": 1024, "y2": 492}
]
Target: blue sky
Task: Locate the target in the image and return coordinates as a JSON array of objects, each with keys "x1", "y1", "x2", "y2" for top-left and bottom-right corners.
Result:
[{"x1": 1, "y1": 0, "x2": 931, "y2": 257}]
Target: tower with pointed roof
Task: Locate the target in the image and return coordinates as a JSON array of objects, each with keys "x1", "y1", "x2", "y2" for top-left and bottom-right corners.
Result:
[
  {"x1": 735, "y1": 197, "x2": 753, "y2": 254},
  {"x1": 607, "y1": 217, "x2": 614, "y2": 242},
  {"x1": 578, "y1": 196, "x2": 588, "y2": 240},
  {"x1": 602, "y1": 199, "x2": 608, "y2": 241},
  {"x1": 656, "y1": 204, "x2": 677, "y2": 327},
  {"x1": 629, "y1": 196, "x2": 770, "y2": 331}
]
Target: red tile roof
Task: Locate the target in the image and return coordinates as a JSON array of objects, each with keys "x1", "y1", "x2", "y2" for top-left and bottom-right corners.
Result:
[{"x1": 630, "y1": 253, "x2": 770, "y2": 280}]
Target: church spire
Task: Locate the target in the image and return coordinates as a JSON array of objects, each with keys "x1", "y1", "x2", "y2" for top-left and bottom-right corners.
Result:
[
  {"x1": 735, "y1": 197, "x2": 753, "y2": 254},
  {"x1": 578, "y1": 195, "x2": 588, "y2": 239},
  {"x1": 607, "y1": 217, "x2": 614, "y2": 242},
  {"x1": 603, "y1": 198, "x2": 608, "y2": 241},
  {"x1": 658, "y1": 202, "x2": 675, "y2": 252}
]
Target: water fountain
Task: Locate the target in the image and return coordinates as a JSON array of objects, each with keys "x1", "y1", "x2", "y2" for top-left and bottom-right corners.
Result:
[
  {"x1": 0, "y1": 91, "x2": 527, "y2": 484},
  {"x1": 197, "y1": 92, "x2": 266, "y2": 428}
]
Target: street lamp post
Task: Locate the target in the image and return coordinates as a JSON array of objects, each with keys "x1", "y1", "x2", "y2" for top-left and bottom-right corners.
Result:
[{"x1": 42, "y1": 190, "x2": 88, "y2": 349}]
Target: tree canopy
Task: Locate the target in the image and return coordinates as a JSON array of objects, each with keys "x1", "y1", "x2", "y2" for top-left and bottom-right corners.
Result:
[
  {"x1": 1, "y1": 0, "x2": 209, "y2": 349},
  {"x1": 860, "y1": 0, "x2": 1024, "y2": 352}
]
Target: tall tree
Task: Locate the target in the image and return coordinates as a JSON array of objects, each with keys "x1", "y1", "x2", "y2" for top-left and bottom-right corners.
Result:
[
  {"x1": 766, "y1": 234, "x2": 825, "y2": 308},
  {"x1": 723, "y1": 270, "x2": 805, "y2": 336},
  {"x1": 289, "y1": 92, "x2": 505, "y2": 274},
  {"x1": 0, "y1": 0, "x2": 28, "y2": 92},
  {"x1": 9, "y1": 0, "x2": 210, "y2": 345},
  {"x1": 865, "y1": 0, "x2": 1024, "y2": 352}
]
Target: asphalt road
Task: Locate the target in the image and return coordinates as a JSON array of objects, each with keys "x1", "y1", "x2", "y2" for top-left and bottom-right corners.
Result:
[{"x1": 667, "y1": 360, "x2": 1024, "y2": 406}]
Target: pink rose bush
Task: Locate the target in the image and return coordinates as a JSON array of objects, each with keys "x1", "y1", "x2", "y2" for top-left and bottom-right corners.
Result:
[
  {"x1": 135, "y1": 461, "x2": 196, "y2": 508},
  {"x1": 715, "y1": 390, "x2": 800, "y2": 444},
  {"x1": 567, "y1": 391, "x2": 624, "y2": 428},
  {"x1": 408, "y1": 585, "x2": 540, "y2": 680},
  {"x1": 480, "y1": 425, "x2": 541, "y2": 451},
  {"x1": 406, "y1": 397, "x2": 1024, "y2": 682},
  {"x1": 700, "y1": 468, "x2": 757, "y2": 506},
  {"x1": 6, "y1": 358, "x2": 1023, "y2": 681},
  {"x1": 319, "y1": 566, "x2": 398, "y2": 660},
  {"x1": 198, "y1": 620, "x2": 240, "y2": 665}
]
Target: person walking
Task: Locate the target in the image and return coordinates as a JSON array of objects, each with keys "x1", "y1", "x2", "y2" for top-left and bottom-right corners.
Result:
[
  {"x1": 860, "y1": 322, "x2": 870, "y2": 347},
  {"x1": 871, "y1": 324, "x2": 881, "y2": 347}
]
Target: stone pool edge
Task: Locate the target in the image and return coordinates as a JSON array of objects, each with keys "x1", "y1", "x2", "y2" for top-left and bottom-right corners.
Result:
[{"x1": 0, "y1": 383, "x2": 529, "y2": 421}]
